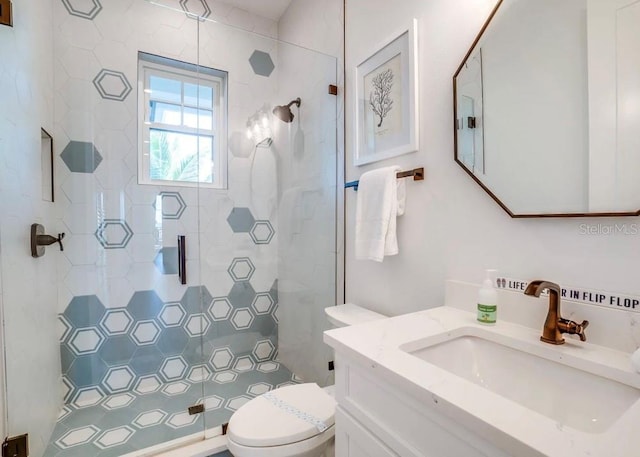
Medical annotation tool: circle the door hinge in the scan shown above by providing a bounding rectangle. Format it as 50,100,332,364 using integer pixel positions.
328,361,335,371
467,116,477,129
188,404,204,415
2,434,28,457
328,84,338,96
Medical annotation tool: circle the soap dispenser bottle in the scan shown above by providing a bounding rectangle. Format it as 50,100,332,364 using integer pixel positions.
477,269,498,324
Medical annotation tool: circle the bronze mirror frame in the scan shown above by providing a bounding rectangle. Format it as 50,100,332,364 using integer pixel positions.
452,0,640,218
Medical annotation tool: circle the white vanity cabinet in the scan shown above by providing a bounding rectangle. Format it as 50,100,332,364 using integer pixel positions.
332,353,514,457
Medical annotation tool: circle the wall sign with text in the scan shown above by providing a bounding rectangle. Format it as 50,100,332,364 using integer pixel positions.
496,277,640,313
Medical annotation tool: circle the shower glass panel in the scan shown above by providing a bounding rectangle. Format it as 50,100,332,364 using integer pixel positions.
0,1,338,456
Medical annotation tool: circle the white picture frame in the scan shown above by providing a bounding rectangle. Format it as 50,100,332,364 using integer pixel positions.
354,19,419,166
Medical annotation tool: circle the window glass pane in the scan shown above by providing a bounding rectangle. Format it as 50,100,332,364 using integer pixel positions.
149,129,214,184
184,107,213,130
149,75,182,104
184,82,213,109
150,102,182,126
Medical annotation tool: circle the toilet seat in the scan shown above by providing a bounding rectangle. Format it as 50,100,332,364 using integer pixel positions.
228,383,336,448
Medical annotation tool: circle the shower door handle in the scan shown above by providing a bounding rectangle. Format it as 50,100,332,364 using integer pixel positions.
177,235,186,285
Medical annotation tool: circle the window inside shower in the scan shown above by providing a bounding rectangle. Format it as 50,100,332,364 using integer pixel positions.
0,1,339,456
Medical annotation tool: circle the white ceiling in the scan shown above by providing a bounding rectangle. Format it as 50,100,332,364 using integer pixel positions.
226,0,294,21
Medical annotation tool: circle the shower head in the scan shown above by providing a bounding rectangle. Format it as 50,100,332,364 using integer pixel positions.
272,97,301,123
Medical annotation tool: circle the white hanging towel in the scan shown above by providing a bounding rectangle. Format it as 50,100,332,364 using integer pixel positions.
355,166,406,262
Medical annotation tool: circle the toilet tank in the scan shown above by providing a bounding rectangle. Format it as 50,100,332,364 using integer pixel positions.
324,303,386,328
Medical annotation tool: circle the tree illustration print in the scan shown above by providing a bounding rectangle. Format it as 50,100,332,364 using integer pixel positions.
369,69,394,128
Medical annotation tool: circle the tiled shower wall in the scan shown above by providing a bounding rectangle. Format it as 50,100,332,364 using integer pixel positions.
0,0,60,455
53,0,284,404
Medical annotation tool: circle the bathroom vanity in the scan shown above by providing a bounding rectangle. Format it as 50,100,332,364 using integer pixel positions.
324,282,640,456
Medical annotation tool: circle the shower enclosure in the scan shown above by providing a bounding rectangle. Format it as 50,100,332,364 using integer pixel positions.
0,1,338,456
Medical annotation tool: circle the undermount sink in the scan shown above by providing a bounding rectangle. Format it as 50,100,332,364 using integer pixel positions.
405,333,640,434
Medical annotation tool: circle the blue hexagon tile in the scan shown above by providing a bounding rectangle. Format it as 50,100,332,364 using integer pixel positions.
227,207,255,233
95,219,133,249
61,141,103,173
93,69,133,101
61,0,103,20
154,192,187,220
179,0,211,19
249,50,275,77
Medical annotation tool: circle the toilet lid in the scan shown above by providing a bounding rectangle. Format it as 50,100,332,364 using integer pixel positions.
228,383,336,447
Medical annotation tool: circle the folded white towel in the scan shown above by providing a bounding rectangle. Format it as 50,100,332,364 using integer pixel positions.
355,166,406,262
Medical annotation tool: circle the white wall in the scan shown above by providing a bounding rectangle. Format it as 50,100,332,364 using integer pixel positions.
0,0,60,454
345,0,640,318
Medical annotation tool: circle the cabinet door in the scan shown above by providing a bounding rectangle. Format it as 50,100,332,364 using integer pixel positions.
335,407,398,457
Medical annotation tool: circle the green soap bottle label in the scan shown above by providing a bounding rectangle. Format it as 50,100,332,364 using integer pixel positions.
477,304,497,324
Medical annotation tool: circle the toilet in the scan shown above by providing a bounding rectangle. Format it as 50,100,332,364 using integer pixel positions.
226,304,386,457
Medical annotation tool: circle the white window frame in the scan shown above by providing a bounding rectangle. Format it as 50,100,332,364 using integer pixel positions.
137,52,228,189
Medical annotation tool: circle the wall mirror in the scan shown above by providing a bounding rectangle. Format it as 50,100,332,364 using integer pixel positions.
454,0,640,217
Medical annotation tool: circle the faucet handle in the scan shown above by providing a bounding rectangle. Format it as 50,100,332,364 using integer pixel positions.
576,320,589,342
559,318,589,342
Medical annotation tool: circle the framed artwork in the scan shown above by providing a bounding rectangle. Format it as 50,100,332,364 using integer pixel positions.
354,19,419,166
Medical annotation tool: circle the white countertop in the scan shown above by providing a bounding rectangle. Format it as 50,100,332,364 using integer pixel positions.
324,306,640,457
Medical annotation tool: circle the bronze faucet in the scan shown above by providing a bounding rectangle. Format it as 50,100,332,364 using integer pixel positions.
524,280,589,345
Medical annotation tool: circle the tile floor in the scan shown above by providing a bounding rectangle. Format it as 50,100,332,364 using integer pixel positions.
44,363,298,457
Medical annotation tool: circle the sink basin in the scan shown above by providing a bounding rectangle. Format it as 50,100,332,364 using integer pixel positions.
407,334,640,433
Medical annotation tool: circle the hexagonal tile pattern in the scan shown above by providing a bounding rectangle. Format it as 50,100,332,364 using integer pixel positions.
212,371,237,384
252,340,276,361
133,410,167,429
250,220,275,244
131,320,161,346
61,141,103,173
179,0,211,18
160,356,187,381
64,295,106,328
226,207,255,233
55,425,100,449
93,69,132,101
102,393,135,410
210,347,234,371
200,395,223,410
166,412,197,429
251,293,275,315
128,290,164,320
98,335,137,367
257,361,280,373
184,313,210,337
154,247,179,275
58,315,73,342
161,380,190,396
247,382,272,396
228,282,256,308
187,365,211,383
95,219,133,249
99,309,133,336
94,426,134,449
227,257,255,282
209,297,232,321
159,303,186,328
134,375,162,395
71,386,106,408
231,308,254,330
61,0,103,20
69,327,105,355
225,395,252,412
249,50,275,77
154,192,186,219
102,366,135,393
233,356,254,373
